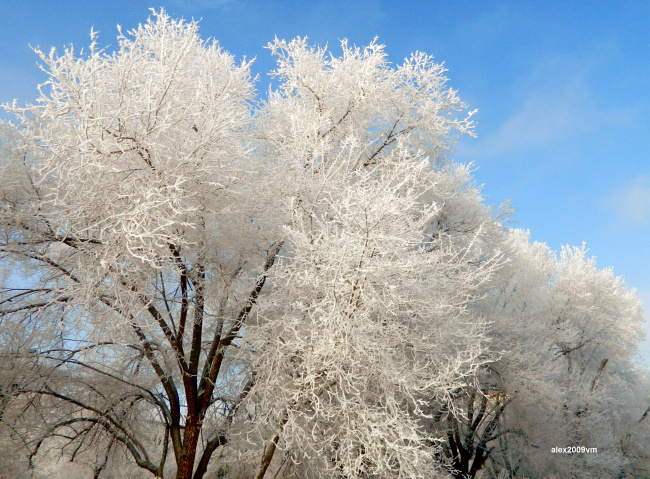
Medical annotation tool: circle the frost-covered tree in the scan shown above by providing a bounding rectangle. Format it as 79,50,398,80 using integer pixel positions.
0,11,504,479
437,230,649,479
541,245,645,478
2,9,648,479
1,11,259,478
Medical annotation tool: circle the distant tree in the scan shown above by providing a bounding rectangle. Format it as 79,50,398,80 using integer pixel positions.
0,10,502,479
437,231,649,479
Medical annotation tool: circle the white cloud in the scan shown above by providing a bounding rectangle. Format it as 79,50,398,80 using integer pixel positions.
463,49,639,159
606,175,650,226
482,81,592,156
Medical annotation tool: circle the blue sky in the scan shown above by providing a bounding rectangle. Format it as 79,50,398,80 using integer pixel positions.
1,0,649,363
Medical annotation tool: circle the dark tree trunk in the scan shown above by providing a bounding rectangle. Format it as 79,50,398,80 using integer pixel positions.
175,422,201,479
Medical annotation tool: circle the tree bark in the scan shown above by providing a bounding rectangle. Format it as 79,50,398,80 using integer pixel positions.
175,421,201,479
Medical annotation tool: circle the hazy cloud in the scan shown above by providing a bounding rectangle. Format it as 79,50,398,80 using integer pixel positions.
606,175,650,226
469,49,638,158
482,81,592,156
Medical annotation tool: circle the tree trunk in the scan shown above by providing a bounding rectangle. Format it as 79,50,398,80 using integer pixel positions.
175,422,201,479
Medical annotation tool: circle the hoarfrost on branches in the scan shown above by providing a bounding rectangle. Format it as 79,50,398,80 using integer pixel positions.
0,9,648,479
